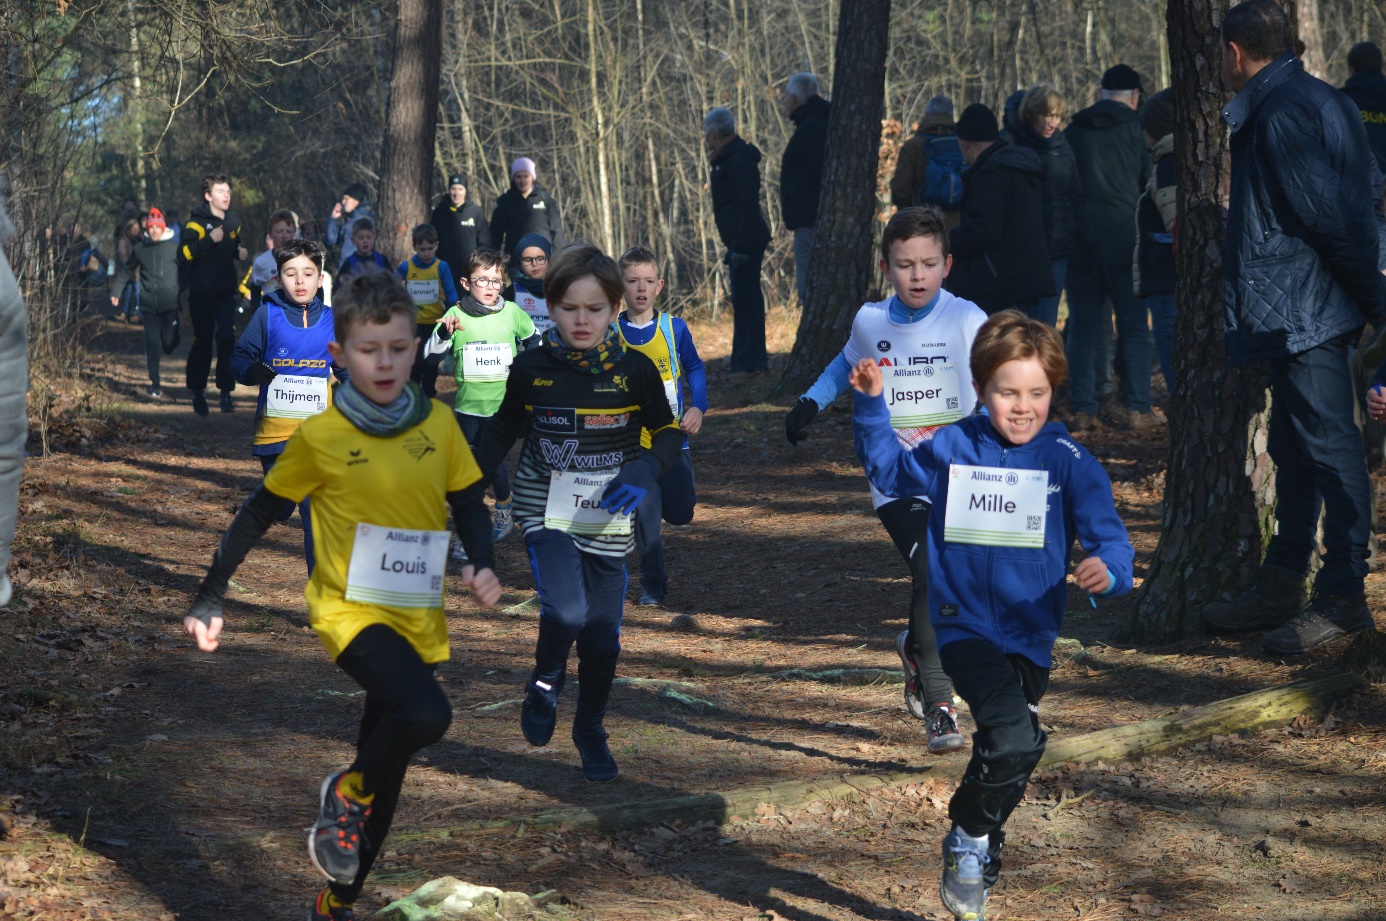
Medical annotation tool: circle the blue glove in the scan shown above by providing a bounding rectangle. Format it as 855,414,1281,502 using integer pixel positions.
599,483,648,516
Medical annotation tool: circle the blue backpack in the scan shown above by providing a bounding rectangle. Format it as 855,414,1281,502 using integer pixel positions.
921,135,965,208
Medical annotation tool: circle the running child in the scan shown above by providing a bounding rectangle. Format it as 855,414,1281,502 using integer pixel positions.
184,270,501,921
396,223,458,398
470,243,684,783
242,209,298,317
230,238,338,574
424,247,540,555
111,207,181,398
850,310,1133,921
338,219,389,281
783,206,985,752
616,246,707,606
505,231,553,337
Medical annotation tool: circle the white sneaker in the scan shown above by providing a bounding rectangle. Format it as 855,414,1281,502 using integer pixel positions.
491,501,514,542
450,535,470,562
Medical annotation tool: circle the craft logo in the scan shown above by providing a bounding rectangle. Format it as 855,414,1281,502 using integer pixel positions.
583,412,629,430
532,406,576,433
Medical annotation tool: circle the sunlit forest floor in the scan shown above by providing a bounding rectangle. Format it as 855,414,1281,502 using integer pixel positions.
3,305,1386,920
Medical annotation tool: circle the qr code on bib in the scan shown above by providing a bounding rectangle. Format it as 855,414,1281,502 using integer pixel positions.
431,576,443,592
946,397,959,410
1026,516,1042,531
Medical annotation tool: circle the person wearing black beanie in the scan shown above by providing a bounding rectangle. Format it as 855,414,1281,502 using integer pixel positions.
432,172,491,292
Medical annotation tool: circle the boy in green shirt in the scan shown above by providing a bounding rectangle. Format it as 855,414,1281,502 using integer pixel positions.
426,247,540,554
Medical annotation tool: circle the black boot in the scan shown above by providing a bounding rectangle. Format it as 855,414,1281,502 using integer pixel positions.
1202,565,1307,634
572,654,619,783
1262,592,1374,655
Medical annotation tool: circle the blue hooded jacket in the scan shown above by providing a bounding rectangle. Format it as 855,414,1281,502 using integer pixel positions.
853,397,1134,667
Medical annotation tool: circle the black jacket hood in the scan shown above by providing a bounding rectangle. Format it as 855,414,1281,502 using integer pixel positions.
713,135,763,167
1069,98,1140,131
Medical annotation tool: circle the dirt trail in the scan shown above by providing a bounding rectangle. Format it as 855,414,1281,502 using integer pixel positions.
3,311,1386,920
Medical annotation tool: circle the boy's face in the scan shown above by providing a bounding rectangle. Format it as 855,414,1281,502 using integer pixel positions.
462,265,504,307
269,221,296,249
328,313,418,406
353,229,376,255
279,254,320,306
879,235,951,310
975,356,1051,446
448,183,466,206
551,275,617,351
204,182,231,213
519,245,548,280
622,262,664,315
415,240,438,262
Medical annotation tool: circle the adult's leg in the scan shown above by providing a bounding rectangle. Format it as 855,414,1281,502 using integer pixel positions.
1031,258,1066,329
1108,265,1152,414
1262,360,1324,581
213,293,237,394
1145,293,1177,393
1062,262,1103,415
792,227,814,307
0,250,27,592
573,549,628,734
185,291,216,392
159,308,181,354
727,252,768,372
331,624,452,905
875,498,951,706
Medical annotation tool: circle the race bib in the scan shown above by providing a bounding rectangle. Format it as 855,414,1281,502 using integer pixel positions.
407,279,439,305
265,374,329,419
344,524,450,607
886,364,963,429
462,342,512,382
518,294,553,334
544,469,633,537
662,379,679,417
943,464,1048,548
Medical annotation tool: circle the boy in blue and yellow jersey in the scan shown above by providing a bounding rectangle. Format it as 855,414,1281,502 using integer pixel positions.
396,223,458,398
230,239,339,574
616,246,707,606
337,219,389,281
185,271,501,921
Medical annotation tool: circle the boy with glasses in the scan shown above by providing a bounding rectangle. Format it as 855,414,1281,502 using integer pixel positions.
427,248,540,552
506,232,553,336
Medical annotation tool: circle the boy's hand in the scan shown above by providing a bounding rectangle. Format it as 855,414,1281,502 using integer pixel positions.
784,397,818,445
1073,556,1111,595
848,358,884,397
1369,385,1386,422
210,225,224,243
110,296,120,307
184,613,224,652
237,245,249,262
461,565,502,607
331,203,343,220
681,407,704,435
441,316,463,334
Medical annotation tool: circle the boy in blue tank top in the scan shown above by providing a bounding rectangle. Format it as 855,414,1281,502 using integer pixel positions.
231,239,340,573
615,246,707,606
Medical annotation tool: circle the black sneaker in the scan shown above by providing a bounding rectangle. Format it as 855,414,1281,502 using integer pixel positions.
146,386,163,399
895,629,927,720
307,771,372,885
573,726,619,783
191,390,209,417
520,678,561,747
1262,592,1373,655
925,702,967,753
307,888,354,921
219,392,236,413
1202,565,1307,634
941,826,990,920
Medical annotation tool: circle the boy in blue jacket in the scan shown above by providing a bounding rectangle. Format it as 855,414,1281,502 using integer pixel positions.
851,310,1134,921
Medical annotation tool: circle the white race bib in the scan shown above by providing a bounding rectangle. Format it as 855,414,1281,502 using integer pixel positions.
265,374,330,419
943,464,1048,548
544,469,633,537
662,379,679,417
407,279,439,305
886,364,963,429
518,294,553,334
344,524,450,607
462,342,512,382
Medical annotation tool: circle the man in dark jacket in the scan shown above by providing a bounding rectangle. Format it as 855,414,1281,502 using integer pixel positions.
778,72,830,306
890,96,963,234
180,174,247,416
432,173,491,292
1203,0,1385,654
706,106,772,372
489,157,565,257
1065,64,1155,431
946,104,1054,315
1342,41,1386,173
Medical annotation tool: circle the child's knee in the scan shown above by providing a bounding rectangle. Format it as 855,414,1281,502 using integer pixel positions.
400,692,452,747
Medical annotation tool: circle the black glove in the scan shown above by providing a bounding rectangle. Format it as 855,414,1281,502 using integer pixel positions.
726,251,750,270
785,397,819,445
246,361,278,386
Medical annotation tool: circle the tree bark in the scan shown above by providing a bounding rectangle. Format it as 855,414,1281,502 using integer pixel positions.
1286,0,1328,81
781,0,892,391
377,0,444,263
1125,0,1276,641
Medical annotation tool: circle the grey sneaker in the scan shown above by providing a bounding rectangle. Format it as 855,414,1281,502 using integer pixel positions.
1262,592,1373,655
1202,566,1307,634
449,534,469,562
941,826,990,920
925,703,967,753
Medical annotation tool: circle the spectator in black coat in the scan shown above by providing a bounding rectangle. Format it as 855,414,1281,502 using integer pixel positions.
946,104,1054,316
1008,85,1082,329
431,173,491,292
778,72,830,305
489,158,565,258
1202,0,1384,653
1342,41,1386,173
705,106,772,372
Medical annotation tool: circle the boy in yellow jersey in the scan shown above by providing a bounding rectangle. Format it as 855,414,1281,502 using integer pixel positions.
184,271,501,921
396,223,459,398
615,246,707,606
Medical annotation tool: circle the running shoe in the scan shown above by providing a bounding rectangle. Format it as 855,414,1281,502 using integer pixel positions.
895,629,927,720
521,677,561,747
925,702,967,753
492,500,514,542
146,386,163,399
941,826,990,920
637,589,665,606
307,771,372,886
449,534,469,562
219,392,236,413
572,726,619,783
307,888,354,921
191,390,209,417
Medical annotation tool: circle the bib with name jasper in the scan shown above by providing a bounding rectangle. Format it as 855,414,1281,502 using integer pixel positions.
885,363,963,429
943,464,1048,548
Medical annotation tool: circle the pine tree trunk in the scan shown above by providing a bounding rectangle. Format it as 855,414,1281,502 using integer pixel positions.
377,0,444,262
1125,0,1276,641
781,0,892,391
